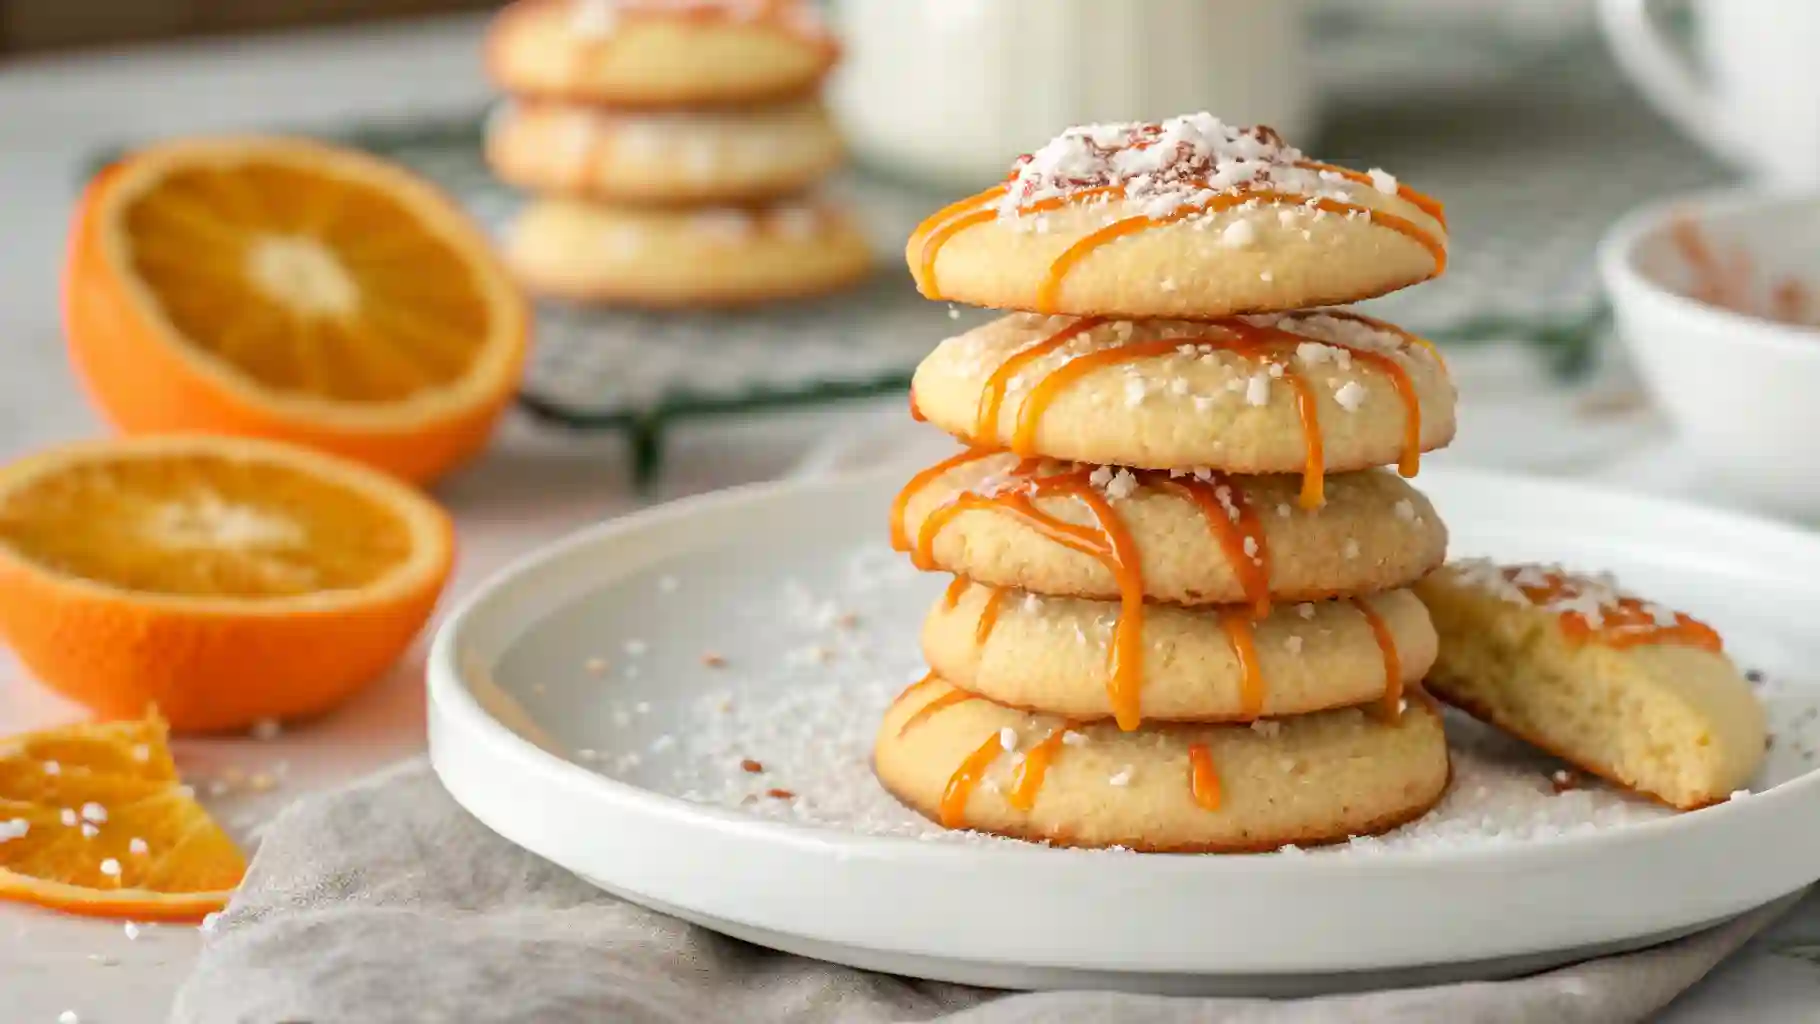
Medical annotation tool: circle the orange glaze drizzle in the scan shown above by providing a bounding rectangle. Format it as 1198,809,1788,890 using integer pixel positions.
908,185,1000,252
1008,337,1195,455
889,446,999,552
1032,191,1444,313
913,462,1151,730
1352,598,1404,721
1284,370,1326,508
1320,308,1444,365
940,732,1008,828
1008,724,1076,810
1506,570,1725,652
1217,609,1266,720
1034,193,1248,311
1187,744,1222,811
888,670,941,710
908,387,925,423
1020,473,1147,731
975,316,1105,444
1006,323,1331,507
1339,345,1420,477
941,575,969,610
974,587,1008,645
1151,473,1271,617
896,689,976,738
917,207,997,294
1295,161,1448,227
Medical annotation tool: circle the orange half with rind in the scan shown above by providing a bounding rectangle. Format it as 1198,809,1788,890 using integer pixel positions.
0,434,455,732
63,135,530,485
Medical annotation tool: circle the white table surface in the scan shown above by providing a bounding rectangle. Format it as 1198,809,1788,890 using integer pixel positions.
0,15,1817,1023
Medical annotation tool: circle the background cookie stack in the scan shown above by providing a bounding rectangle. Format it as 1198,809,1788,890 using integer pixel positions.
875,113,1462,852
484,0,871,307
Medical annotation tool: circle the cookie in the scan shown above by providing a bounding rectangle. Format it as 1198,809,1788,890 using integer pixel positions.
505,197,872,307
874,676,1450,851
892,451,1446,606
486,98,844,206
486,0,838,108
1415,560,1766,810
906,114,1446,319
910,311,1455,481
924,581,1435,722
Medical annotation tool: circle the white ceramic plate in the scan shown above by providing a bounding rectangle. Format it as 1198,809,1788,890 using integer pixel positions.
427,465,1820,996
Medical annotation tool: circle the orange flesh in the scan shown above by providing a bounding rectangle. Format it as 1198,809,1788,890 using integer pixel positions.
0,453,412,598
120,161,489,403
0,714,245,919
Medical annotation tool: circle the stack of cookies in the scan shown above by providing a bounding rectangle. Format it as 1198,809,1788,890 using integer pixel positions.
484,0,872,307
875,113,1461,851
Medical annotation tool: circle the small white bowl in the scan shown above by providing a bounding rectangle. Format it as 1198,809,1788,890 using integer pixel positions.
1599,190,1820,519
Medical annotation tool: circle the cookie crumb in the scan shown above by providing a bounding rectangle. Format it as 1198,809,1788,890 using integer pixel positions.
740,759,764,774
701,652,728,668
766,788,796,800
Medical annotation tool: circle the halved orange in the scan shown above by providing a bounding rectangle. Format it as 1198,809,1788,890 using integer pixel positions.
0,435,455,732
63,136,530,485
0,711,246,921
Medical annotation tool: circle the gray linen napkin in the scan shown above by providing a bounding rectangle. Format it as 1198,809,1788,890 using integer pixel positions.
170,759,1790,1024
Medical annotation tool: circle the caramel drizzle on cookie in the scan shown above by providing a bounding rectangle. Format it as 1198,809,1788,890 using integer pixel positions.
1505,568,1724,652
967,315,1428,508
909,172,1445,308
889,447,1000,551
940,732,1008,828
894,459,1269,731
1352,597,1404,722
1008,723,1078,810
894,682,1231,827
1187,743,1222,811
926,467,1148,732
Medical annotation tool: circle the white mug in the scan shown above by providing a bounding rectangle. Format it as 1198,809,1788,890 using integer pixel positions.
829,0,1315,192
1599,0,1820,188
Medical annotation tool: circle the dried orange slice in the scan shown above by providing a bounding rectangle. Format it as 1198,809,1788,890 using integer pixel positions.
0,435,455,732
63,136,530,485
0,712,245,920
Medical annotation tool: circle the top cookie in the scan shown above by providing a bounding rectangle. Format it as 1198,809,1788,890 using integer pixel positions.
487,0,838,108
906,113,1446,320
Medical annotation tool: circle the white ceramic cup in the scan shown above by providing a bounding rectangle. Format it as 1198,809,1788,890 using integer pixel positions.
828,0,1315,192
1599,0,1820,189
